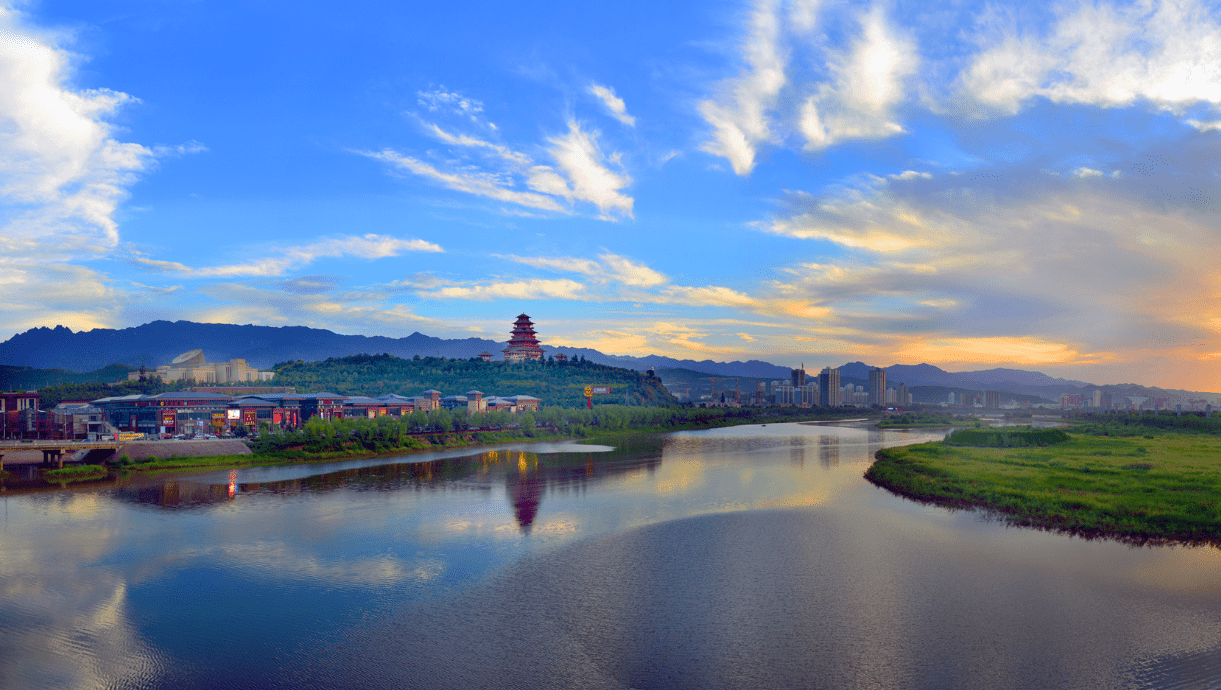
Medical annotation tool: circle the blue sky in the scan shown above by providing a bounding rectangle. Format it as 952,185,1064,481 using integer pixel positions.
3,0,1221,391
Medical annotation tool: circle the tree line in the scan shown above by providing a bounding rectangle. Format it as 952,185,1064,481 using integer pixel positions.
250,403,873,455
269,353,676,407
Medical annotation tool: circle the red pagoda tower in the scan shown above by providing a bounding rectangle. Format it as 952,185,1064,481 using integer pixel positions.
502,313,545,362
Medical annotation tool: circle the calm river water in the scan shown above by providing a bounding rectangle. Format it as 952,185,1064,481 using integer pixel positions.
3,422,1221,689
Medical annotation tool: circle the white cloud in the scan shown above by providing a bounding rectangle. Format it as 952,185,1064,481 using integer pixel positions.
799,5,916,149
789,0,821,32
193,283,458,337
961,0,1221,114
416,252,755,310
133,234,443,278
503,252,667,287
1187,119,1221,132
0,262,176,333
0,9,151,252
760,153,1221,364
527,121,633,217
656,285,758,308
373,114,633,219
698,0,786,175
589,83,636,127
365,149,568,213
417,87,484,117
151,140,208,158
423,278,590,302
422,123,530,164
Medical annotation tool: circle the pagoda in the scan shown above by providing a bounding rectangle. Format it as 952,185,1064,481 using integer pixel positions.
502,313,545,362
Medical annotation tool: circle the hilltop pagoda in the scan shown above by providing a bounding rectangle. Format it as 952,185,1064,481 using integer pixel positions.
502,313,545,362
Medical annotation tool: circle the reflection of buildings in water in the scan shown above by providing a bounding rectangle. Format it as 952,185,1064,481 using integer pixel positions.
819,435,841,468
113,446,665,530
506,457,543,533
790,443,806,469
116,480,236,508
501,450,666,533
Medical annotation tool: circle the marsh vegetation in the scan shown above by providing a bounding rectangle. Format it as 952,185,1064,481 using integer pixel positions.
866,425,1221,544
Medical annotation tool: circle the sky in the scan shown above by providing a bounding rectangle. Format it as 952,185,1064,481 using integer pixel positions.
2,0,1221,391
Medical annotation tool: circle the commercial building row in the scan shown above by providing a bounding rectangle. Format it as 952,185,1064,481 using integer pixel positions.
3,389,542,440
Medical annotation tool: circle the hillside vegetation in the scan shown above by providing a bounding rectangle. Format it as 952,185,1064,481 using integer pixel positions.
271,354,677,407
1,364,135,391
36,379,188,408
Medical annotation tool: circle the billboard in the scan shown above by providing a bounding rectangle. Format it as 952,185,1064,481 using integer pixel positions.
226,409,241,420
591,386,611,395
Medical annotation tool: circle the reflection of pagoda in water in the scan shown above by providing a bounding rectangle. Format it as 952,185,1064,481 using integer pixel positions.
115,443,665,535
502,313,545,363
508,471,543,533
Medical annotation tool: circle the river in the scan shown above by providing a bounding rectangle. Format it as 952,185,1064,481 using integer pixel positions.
2,422,1219,689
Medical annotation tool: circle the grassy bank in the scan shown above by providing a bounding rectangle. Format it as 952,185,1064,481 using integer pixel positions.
865,427,1221,545
44,465,110,482
112,429,537,472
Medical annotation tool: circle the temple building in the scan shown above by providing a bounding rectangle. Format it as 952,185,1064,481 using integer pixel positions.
502,314,545,362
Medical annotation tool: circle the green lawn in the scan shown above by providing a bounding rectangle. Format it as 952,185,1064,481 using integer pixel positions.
866,429,1221,544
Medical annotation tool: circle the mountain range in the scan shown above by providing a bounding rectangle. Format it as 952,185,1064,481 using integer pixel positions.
1,321,1215,403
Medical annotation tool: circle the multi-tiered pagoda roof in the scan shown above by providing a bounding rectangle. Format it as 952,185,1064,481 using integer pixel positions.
502,313,545,362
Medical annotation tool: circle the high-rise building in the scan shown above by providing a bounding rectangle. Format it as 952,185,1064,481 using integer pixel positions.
897,383,911,406
819,367,840,406
868,368,887,406
985,390,1001,409
791,364,806,388
774,382,795,405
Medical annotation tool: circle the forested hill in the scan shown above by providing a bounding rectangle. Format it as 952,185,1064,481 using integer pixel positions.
0,364,135,390
271,354,677,407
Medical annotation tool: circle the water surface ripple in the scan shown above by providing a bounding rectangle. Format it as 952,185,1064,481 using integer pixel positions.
1,423,1218,689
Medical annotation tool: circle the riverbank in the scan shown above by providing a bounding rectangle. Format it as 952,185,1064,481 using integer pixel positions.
122,415,863,474
865,429,1221,545
3,409,889,486
876,412,979,429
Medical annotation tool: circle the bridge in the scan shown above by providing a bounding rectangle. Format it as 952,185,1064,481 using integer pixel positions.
0,441,122,470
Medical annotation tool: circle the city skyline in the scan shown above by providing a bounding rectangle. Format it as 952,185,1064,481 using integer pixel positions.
4,0,1221,392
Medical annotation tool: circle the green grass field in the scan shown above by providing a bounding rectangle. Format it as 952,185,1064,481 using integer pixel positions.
866,428,1221,545
44,464,111,483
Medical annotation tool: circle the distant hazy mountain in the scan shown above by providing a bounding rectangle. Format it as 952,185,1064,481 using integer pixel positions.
0,321,505,372
0,321,796,379
840,361,1092,388
1,321,1215,402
